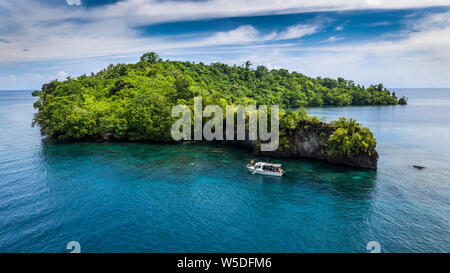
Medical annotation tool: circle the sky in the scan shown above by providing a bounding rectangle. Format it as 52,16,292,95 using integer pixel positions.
1,0,450,90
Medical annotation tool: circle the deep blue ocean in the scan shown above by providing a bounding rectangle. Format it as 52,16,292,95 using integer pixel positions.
0,89,449,252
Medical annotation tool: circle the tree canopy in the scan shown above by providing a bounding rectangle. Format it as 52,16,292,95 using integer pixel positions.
32,52,388,155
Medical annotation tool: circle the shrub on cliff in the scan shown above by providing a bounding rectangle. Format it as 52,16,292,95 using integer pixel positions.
327,118,376,156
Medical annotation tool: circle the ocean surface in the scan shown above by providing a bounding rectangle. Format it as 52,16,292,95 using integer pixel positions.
0,89,449,253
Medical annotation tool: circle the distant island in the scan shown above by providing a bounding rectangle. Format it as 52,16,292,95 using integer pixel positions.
31,52,407,169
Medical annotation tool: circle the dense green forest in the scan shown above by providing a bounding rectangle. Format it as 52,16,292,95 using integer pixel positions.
33,52,401,155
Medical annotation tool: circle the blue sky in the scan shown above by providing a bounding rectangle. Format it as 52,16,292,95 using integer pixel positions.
1,0,450,89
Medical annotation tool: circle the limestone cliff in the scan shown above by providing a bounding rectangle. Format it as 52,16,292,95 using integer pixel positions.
224,120,378,170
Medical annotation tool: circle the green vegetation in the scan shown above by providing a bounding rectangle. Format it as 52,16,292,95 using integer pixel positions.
33,52,390,155
328,117,376,156
398,96,408,105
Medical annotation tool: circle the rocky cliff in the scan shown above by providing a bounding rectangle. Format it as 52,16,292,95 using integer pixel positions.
224,120,378,170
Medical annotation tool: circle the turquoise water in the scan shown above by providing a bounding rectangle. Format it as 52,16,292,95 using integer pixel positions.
0,89,449,253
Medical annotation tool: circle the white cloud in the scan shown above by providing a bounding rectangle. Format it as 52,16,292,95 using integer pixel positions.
236,11,450,87
1,0,450,88
0,20,319,63
199,24,317,45
324,36,343,42
366,0,383,6
170,10,450,87
277,24,318,40
66,0,82,6
56,71,69,81
93,0,450,26
7,74,18,81
201,25,260,45
3,1,449,30
0,72,72,89
266,63,283,70
366,21,391,27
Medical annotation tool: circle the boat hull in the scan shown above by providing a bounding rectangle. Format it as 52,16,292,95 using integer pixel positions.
247,166,284,177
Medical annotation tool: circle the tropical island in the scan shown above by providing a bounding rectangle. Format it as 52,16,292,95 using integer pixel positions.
32,52,406,169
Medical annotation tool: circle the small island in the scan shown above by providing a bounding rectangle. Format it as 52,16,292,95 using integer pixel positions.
32,52,405,169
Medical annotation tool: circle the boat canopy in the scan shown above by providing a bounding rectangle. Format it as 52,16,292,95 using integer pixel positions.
255,162,282,167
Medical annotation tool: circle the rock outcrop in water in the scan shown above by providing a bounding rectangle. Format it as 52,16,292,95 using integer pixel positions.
224,120,378,170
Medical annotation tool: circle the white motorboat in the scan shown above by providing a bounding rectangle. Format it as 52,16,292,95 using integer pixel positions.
247,162,285,176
